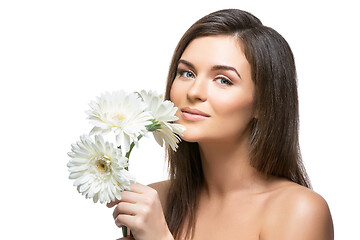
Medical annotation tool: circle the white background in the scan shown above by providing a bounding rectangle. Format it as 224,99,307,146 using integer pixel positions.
1,0,359,239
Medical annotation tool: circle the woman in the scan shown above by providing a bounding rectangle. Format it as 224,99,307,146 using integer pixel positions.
107,9,334,240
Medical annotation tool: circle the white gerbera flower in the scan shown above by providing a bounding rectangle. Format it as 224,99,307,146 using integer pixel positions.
67,135,136,204
140,90,185,151
86,91,153,153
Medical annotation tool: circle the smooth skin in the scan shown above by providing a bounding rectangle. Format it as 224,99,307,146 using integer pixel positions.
107,183,172,240
108,36,334,240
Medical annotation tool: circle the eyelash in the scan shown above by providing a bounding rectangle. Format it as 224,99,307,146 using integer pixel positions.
177,70,195,79
176,70,233,86
215,77,233,86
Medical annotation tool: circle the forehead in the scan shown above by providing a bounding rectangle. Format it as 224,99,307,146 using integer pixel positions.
180,35,248,68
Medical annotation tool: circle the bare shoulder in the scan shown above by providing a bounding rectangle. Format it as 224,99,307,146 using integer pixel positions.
148,180,170,210
261,181,334,240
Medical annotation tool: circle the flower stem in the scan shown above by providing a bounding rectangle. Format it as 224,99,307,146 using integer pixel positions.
122,226,127,237
124,135,143,170
122,226,134,237
122,135,142,236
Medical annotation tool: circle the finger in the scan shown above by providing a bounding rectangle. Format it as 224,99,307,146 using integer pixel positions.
107,196,122,208
115,214,135,229
129,182,149,193
113,202,138,219
107,201,118,208
120,190,143,203
107,190,142,208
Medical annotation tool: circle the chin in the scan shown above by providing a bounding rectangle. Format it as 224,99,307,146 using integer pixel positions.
179,130,202,143
180,135,198,143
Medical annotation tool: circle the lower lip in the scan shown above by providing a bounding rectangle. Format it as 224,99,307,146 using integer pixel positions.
181,111,209,121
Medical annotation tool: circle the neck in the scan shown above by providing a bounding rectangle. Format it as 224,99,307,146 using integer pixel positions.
198,138,269,198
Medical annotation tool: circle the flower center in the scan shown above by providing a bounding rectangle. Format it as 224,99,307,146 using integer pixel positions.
114,114,125,121
95,155,111,173
96,160,107,172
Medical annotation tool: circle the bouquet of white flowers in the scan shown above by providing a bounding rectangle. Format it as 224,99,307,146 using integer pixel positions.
67,90,185,235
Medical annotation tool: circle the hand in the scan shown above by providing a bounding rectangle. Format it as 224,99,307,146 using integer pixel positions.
107,183,173,240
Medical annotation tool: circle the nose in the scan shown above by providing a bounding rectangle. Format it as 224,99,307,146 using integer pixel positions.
187,75,208,102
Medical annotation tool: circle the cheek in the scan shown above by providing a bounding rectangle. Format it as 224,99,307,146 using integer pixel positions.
169,85,176,103
169,79,182,106
169,81,181,119
212,92,255,125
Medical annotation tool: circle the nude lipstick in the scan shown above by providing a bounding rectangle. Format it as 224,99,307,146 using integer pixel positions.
181,107,210,121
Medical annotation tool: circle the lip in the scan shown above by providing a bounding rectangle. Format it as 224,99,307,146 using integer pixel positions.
181,107,210,121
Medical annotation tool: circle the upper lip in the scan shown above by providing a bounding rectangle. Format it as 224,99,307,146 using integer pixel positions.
181,107,210,117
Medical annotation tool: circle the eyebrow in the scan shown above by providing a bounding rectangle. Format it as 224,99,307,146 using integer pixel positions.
178,59,195,69
178,59,242,79
212,65,242,79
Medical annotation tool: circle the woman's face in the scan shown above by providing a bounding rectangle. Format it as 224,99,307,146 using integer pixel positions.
170,35,256,144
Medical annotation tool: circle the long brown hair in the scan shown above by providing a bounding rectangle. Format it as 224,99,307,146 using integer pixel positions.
164,9,311,239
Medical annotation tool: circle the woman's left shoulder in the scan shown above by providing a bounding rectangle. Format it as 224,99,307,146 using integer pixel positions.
270,181,330,212
261,180,334,240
